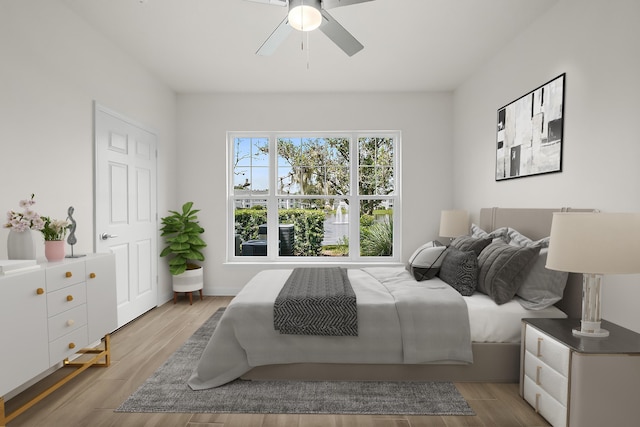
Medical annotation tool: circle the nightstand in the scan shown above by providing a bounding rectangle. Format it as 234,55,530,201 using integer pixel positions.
520,318,640,427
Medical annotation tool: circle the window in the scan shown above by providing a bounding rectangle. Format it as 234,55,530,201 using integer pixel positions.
229,131,400,262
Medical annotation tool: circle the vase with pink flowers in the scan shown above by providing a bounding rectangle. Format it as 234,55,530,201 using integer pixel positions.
4,194,44,260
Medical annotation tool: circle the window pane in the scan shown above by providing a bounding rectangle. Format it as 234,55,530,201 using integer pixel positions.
234,138,252,167
234,200,268,256
321,199,349,257
360,200,393,257
277,137,350,196
358,137,395,196
233,137,269,194
278,198,325,257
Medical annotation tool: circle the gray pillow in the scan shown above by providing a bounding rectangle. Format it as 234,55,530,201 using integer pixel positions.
505,229,569,309
450,235,492,257
406,240,447,281
516,248,569,310
438,247,478,296
477,241,541,305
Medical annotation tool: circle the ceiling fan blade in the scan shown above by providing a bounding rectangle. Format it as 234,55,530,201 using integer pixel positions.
245,0,287,6
322,0,374,10
256,16,293,56
319,10,364,56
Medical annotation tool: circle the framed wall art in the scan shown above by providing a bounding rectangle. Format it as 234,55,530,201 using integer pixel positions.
496,73,565,181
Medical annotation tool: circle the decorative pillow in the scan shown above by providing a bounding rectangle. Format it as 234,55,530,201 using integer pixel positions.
450,235,492,257
437,247,479,296
476,241,541,305
503,228,568,309
506,228,550,248
516,248,570,310
406,241,447,281
471,223,509,242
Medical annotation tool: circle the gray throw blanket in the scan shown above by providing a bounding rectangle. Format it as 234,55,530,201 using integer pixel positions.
274,267,358,336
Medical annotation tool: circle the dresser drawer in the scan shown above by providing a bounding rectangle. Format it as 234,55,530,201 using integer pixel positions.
49,325,89,365
47,282,87,317
525,324,570,377
524,350,568,406
46,262,86,292
523,375,567,427
48,304,88,341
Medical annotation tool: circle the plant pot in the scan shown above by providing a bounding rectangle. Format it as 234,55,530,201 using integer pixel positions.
44,240,65,262
172,265,204,305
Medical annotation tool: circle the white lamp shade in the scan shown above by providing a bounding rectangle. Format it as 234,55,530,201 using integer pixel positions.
546,212,640,274
439,210,469,238
288,0,322,32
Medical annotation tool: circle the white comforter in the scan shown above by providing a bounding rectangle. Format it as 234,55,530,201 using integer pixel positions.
188,267,473,389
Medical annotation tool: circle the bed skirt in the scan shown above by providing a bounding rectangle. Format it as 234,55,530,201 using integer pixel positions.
241,342,521,383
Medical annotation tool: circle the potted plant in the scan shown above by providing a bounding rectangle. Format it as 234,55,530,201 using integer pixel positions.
40,216,70,261
160,202,207,303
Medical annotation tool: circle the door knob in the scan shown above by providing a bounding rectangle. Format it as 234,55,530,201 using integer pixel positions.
100,233,118,240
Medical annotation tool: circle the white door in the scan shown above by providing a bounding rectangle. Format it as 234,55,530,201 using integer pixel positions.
94,103,158,328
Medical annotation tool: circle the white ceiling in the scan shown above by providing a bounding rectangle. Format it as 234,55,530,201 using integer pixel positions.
62,0,558,93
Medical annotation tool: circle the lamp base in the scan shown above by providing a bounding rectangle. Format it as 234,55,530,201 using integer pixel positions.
574,274,609,338
573,327,609,338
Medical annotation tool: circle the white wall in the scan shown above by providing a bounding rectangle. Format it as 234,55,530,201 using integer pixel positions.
0,0,178,302
453,0,640,332
177,92,454,294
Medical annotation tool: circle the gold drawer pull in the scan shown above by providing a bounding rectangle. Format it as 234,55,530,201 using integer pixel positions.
535,393,540,413
67,295,74,302
67,319,75,327
537,337,543,357
36,288,45,295
536,366,542,385
65,271,73,278
89,272,96,279
68,342,76,349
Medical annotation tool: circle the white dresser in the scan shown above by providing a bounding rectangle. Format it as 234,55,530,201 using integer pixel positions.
521,318,640,427
0,254,116,423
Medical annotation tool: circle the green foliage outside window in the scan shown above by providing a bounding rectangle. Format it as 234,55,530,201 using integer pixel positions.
234,208,267,242
235,208,325,256
360,216,393,257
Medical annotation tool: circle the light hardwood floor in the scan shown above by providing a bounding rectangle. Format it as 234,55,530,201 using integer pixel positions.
5,296,550,427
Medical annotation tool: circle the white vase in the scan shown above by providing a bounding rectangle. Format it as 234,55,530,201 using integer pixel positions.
7,228,36,260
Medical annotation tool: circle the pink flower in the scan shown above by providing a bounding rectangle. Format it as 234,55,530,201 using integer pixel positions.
4,194,44,232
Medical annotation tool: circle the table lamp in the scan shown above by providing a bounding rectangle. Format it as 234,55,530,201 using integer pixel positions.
546,212,640,337
439,210,469,242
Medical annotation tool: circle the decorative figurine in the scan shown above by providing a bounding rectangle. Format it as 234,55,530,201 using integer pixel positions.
66,206,85,258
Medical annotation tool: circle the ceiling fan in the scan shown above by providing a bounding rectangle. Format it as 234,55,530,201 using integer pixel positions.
246,0,374,57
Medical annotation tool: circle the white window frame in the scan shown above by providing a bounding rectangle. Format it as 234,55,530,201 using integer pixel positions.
227,131,401,264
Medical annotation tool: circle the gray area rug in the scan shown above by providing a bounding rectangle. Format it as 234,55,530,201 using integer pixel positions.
116,308,474,415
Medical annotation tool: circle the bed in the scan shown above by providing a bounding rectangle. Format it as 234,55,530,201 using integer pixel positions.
189,207,592,389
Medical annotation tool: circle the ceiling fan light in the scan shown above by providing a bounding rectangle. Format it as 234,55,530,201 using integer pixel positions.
288,3,322,32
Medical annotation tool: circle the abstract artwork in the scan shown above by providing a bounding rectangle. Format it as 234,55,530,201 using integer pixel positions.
496,73,565,180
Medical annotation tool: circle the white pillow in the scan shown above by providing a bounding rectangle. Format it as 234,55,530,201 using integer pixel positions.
406,241,447,281
471,223,509,242
506,228,550,248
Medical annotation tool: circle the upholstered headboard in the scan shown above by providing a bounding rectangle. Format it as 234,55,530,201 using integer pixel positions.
478,207,596,319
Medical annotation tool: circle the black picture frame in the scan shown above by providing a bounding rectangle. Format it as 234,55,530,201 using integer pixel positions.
496,73,565,181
